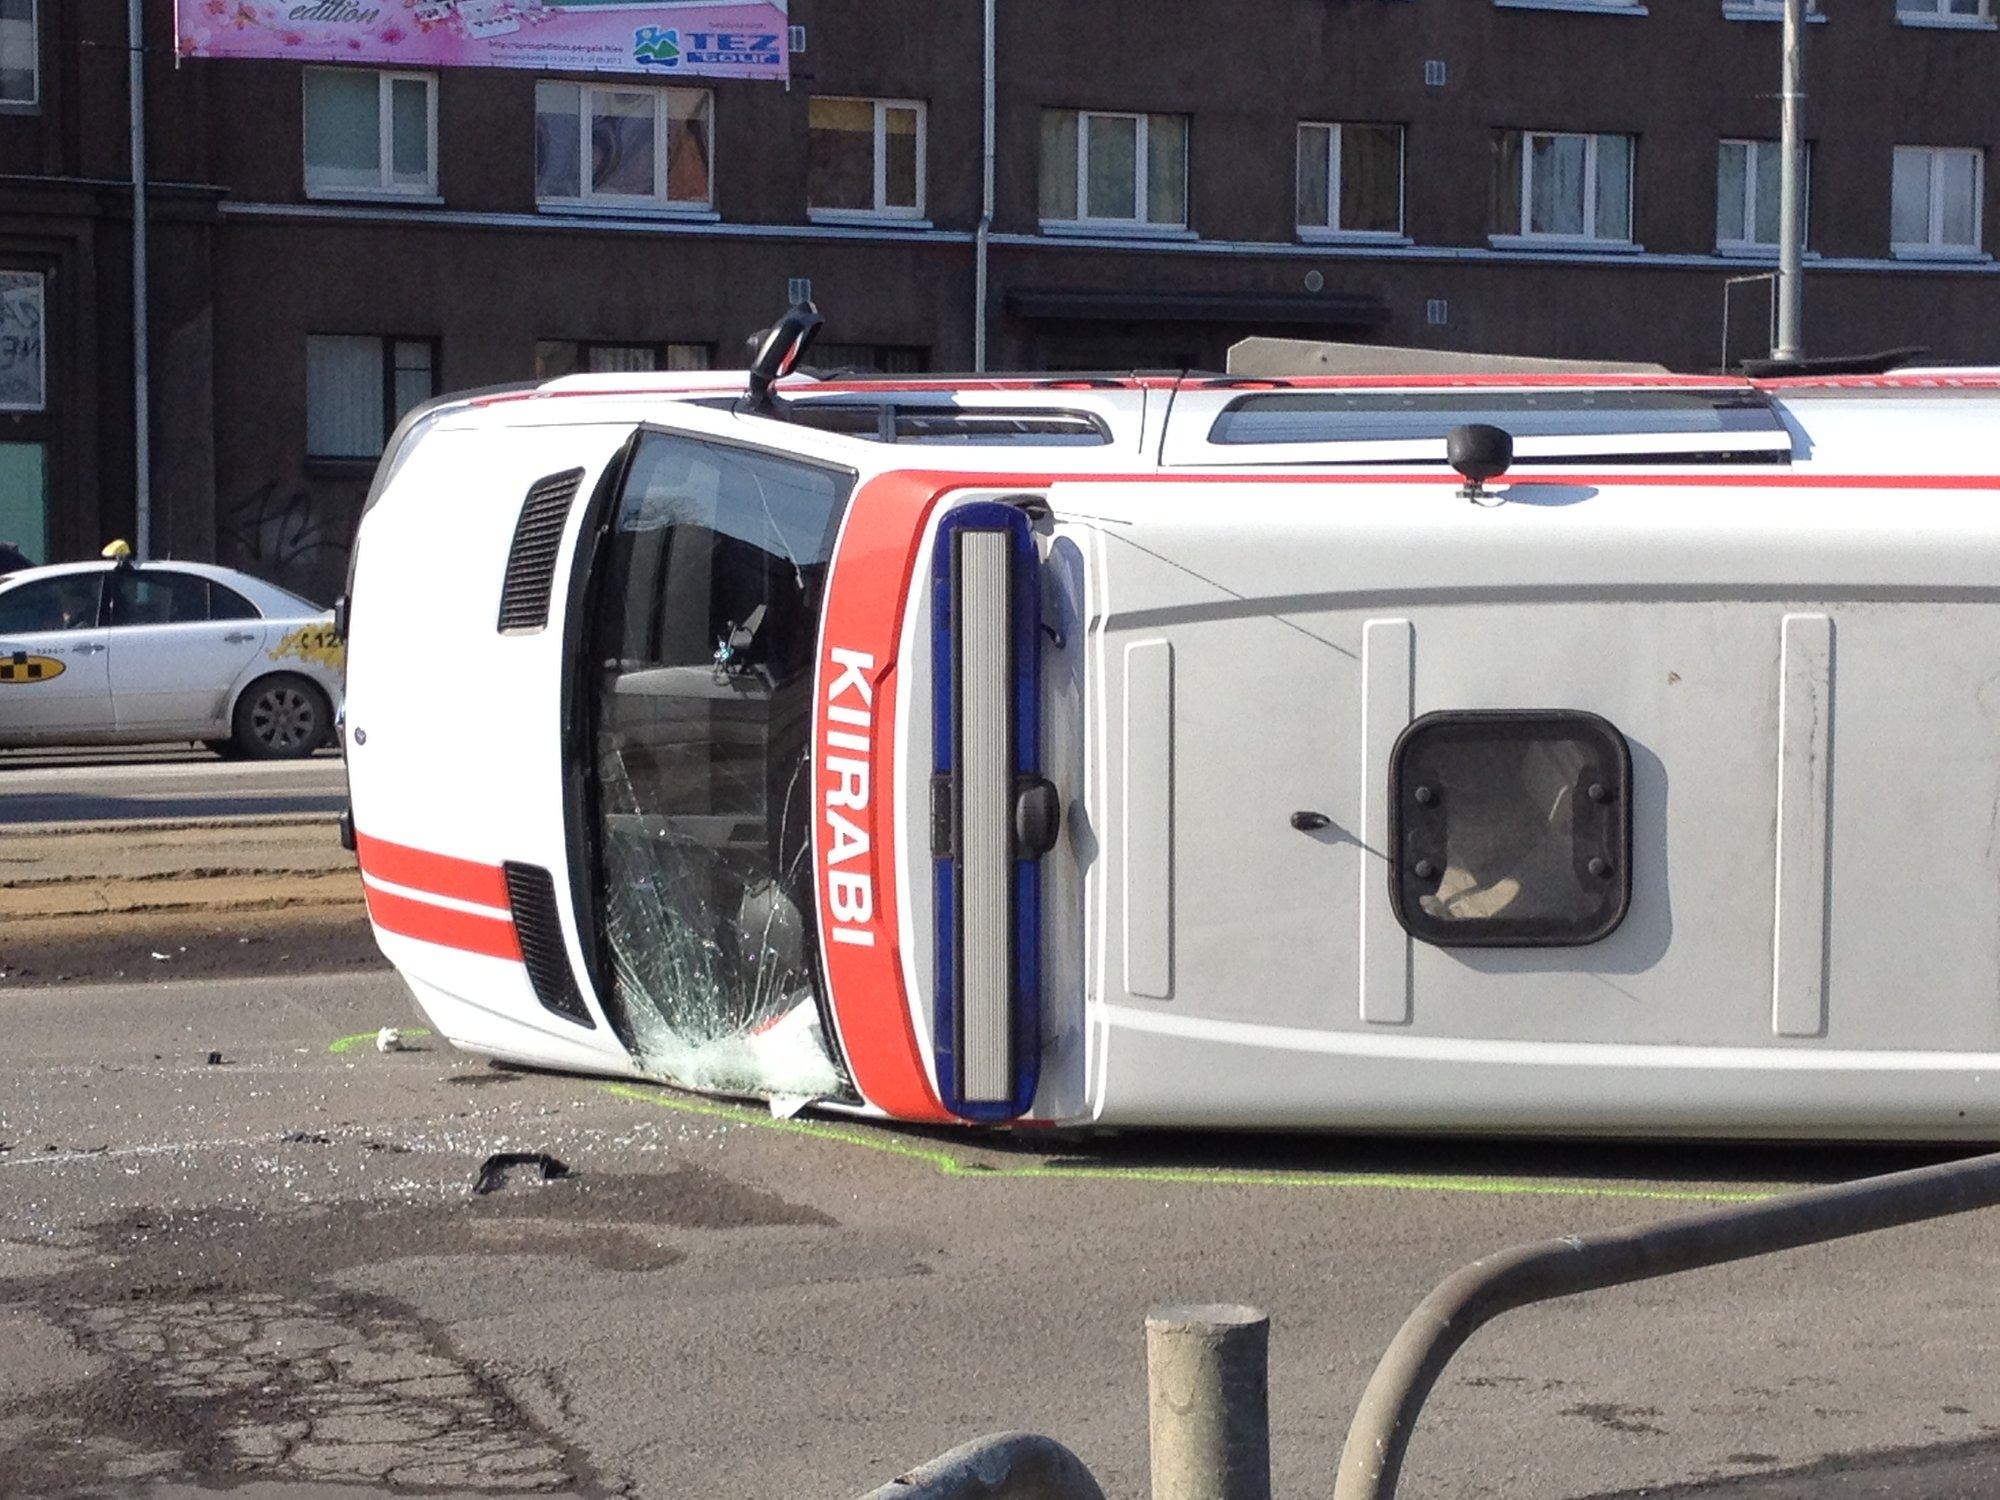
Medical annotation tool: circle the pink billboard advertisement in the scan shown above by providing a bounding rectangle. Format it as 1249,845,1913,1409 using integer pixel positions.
176,1,791,81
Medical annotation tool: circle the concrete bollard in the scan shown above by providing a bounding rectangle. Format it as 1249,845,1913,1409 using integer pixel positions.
1145,1304,1272,1500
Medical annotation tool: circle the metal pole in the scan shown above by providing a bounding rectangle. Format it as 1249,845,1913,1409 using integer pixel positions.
1332,1147,2000,1500
973,0,994,372
1773,0,1807,361
129,0,152,557
855,1432,1105,1500
1146,1304,1272,1500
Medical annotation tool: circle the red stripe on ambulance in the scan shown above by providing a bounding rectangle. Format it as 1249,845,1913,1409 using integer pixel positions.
354,831,512,909
364,883,522,962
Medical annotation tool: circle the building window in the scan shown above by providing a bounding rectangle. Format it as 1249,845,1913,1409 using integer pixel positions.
533,341,713,379
0,269,44,412
1493,129,1634,246
1296,122,1404,238
0,0,35,107
1494,0,1642,12
809,98,925,219
1039,109,1187,231
306,335,437,461
1897,0,1991,24
534,82,712,210
1892,146,1984,256
303,69,437,198
1717,139,1808,252
810,342,929,374
1722,0,1820,18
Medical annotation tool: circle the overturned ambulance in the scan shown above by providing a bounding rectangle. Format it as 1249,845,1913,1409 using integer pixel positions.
342,316,2000,1138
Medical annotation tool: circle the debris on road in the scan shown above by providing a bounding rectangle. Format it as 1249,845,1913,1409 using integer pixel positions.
280,1130,331,1145
206,1051,226,1066
471,1151,571,1196
376,1026,406,1053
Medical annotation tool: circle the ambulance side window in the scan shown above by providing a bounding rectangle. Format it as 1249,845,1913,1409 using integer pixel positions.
1388,710,1632,947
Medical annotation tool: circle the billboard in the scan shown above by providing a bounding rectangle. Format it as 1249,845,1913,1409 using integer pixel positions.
176,1,790,81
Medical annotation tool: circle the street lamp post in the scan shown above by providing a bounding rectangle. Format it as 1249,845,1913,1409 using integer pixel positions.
1773,0,1807,362
130,0,152,558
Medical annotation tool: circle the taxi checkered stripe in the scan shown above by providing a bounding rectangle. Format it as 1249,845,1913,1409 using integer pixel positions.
1,649,51,682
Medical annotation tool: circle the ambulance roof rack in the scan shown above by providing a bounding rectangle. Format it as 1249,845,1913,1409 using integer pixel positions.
1740,346,1929,379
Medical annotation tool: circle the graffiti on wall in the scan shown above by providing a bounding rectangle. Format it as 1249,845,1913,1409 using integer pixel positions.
219,478,357,604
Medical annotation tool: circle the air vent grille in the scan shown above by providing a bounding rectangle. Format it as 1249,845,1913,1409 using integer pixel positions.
497,468,584,632
502,861,594,1027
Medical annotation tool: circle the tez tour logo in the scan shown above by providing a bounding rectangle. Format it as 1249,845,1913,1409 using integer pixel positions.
0,649,64,683
633,26,680,67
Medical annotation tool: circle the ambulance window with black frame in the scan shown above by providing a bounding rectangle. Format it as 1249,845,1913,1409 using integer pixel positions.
1389,710,1632,947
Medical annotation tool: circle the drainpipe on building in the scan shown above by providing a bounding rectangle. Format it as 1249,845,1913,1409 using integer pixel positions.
974,0,994,372
130,0,152,558
1773,0,1806,362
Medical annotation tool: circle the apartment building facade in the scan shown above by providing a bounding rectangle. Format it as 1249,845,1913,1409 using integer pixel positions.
5,0,2000,599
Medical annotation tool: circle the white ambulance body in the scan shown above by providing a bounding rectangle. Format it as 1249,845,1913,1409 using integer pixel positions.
343,363,2000,1138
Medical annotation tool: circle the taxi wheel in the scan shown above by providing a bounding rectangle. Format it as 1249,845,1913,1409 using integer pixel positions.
232,674,331,760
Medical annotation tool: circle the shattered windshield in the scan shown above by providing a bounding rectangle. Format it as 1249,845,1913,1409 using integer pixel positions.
583,431,856,1102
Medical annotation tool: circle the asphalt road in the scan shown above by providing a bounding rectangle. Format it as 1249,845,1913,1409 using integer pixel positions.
0,747,347,824
7,971,2000,1498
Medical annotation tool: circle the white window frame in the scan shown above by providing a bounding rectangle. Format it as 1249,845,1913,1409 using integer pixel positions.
1896,0,1995,29
536,82,715,215
1296,122,1407,244
1496,129,1636,250
1492,0,1647,15
1716,138,1810,256
0,0,37,110
1892,146,1987,259
808,97,928,223
302,68,439,201
1721,0,1823,20
1042,109,1189,235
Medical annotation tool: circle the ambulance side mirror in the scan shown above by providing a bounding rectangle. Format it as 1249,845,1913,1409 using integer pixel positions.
745,301,824,413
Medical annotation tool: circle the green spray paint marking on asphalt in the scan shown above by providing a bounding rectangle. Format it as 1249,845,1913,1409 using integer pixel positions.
601,1082,1776,1205
328,1027,433,1055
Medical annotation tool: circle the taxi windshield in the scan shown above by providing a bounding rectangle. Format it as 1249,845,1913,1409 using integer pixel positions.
580,430,857,1100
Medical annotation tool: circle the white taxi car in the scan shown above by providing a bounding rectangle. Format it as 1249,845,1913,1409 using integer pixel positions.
0,555,343,759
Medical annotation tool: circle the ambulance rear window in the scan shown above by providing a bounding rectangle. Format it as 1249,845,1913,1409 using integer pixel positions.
1389,710,1632,947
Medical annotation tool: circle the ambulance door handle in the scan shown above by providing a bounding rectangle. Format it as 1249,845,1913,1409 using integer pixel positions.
1013,777,1060,858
